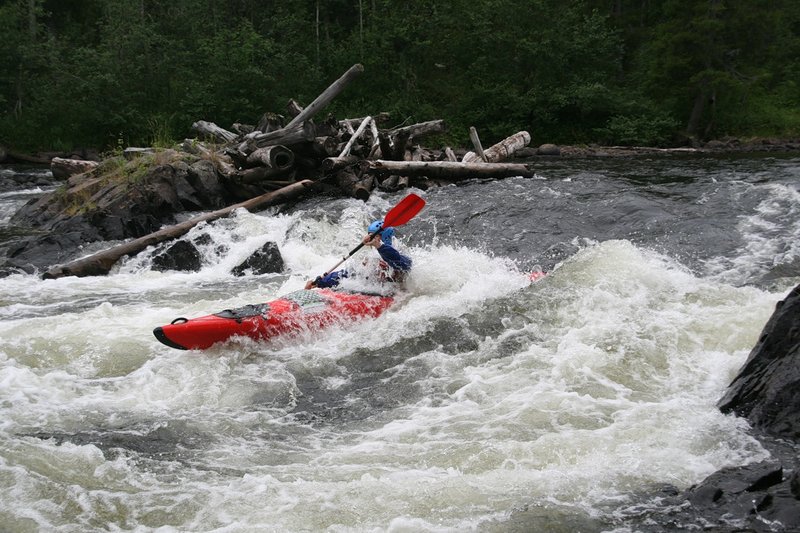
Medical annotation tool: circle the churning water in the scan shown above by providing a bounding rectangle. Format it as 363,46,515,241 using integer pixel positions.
0,154,798,531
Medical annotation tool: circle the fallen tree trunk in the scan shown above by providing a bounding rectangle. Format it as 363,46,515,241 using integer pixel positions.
338,116,372,158
322,155,360,173
389,119,446,140
335,167,372,201
192,120,238,143
245,145,295,170
238,120,316,152
284,63,364,130
231,165,293,184
462,131,531,163
360,159,536,180
42,180,314,279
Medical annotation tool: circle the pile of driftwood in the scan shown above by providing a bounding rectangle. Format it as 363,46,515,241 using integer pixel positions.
182,63,534,200
40,64,536,280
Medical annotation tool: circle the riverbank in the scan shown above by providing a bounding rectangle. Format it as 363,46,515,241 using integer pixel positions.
2,136,800,170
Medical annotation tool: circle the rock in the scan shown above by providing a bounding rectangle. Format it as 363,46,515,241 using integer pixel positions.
514,147,538,158
704,139,728,150
718,284,800,440
187,159,227,209
232,241,284,276
537,143,561,156
50,157,99,180
151,240,202,272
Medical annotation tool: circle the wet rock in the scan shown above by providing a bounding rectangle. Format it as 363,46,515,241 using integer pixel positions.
151,240,202,272
718,284,800,440
187,159,227,209
537,143,561,156
232,241,284,276
1,155,241,272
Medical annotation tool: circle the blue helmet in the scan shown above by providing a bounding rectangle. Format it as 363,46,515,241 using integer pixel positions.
368,220,395,245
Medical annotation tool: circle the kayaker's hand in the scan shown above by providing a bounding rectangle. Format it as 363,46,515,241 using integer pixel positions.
304,279,316,289
363,233,381,248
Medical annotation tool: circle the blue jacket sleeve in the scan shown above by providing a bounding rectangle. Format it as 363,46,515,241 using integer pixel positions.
377,244,412,272
314,270,348,288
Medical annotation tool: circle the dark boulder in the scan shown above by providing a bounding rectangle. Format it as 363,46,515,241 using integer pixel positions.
620,284,800,531
537,143,561,156
674,457,800,532
718,284,800,440
232,241,284,276
151,240,202,272
1,154,240,272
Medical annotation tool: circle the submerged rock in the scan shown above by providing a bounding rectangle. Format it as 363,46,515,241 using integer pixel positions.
151,240,202,272
232,241,284,276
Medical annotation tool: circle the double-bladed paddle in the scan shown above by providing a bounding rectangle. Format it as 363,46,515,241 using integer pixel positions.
318,193,426,279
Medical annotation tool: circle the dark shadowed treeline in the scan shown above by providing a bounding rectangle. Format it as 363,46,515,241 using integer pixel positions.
1,0,798,152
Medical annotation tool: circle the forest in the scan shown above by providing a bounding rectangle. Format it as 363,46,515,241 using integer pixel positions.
0,0,798,153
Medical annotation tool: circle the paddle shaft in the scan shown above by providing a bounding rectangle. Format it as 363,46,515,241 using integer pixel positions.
319,193,425,278
323,231,380,276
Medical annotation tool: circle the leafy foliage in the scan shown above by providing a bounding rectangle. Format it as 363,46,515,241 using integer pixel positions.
0,0,798,152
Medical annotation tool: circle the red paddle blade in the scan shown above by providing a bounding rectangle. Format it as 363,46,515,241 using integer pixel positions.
382,193,426,229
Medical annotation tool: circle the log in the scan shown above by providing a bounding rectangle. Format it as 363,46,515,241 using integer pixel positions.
338,116,372,158
339,113,390,129
389,120,446,141
368,119,381,158
444,147,458,162
284,63,364,130
286,99,304,118
42,180,314,279
462,131,531,164
191,120,238,143
245,145,295,171
291,136,340,159
335,167,372,201
238,120,316,152
360,160,536,180
231,165,293,184
377,175,399,191
50,157,99,180
230,123,254,135
322,155,360,173
313,117,340,137
468,127,488,162
256,112,284,133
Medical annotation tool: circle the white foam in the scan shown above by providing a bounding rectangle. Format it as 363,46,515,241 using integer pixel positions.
0,204,791,530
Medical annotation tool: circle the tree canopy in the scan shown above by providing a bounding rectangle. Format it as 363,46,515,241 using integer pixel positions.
1,0,798,152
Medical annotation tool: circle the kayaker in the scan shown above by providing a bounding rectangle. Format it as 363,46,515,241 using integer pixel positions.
305,220,412,289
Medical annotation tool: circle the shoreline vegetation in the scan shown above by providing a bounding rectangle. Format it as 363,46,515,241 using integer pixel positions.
2,2,799,158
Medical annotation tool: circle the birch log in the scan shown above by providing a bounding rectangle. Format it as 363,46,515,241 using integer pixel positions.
360,160,536,180
462,131,531,163
43,180,314,279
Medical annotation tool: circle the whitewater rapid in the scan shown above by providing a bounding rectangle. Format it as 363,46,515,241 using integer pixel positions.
1,155,798,531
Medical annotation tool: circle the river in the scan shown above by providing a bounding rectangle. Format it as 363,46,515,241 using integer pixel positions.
0,154,798,531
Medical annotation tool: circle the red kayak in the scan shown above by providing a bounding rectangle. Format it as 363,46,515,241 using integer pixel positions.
153,288,394,350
